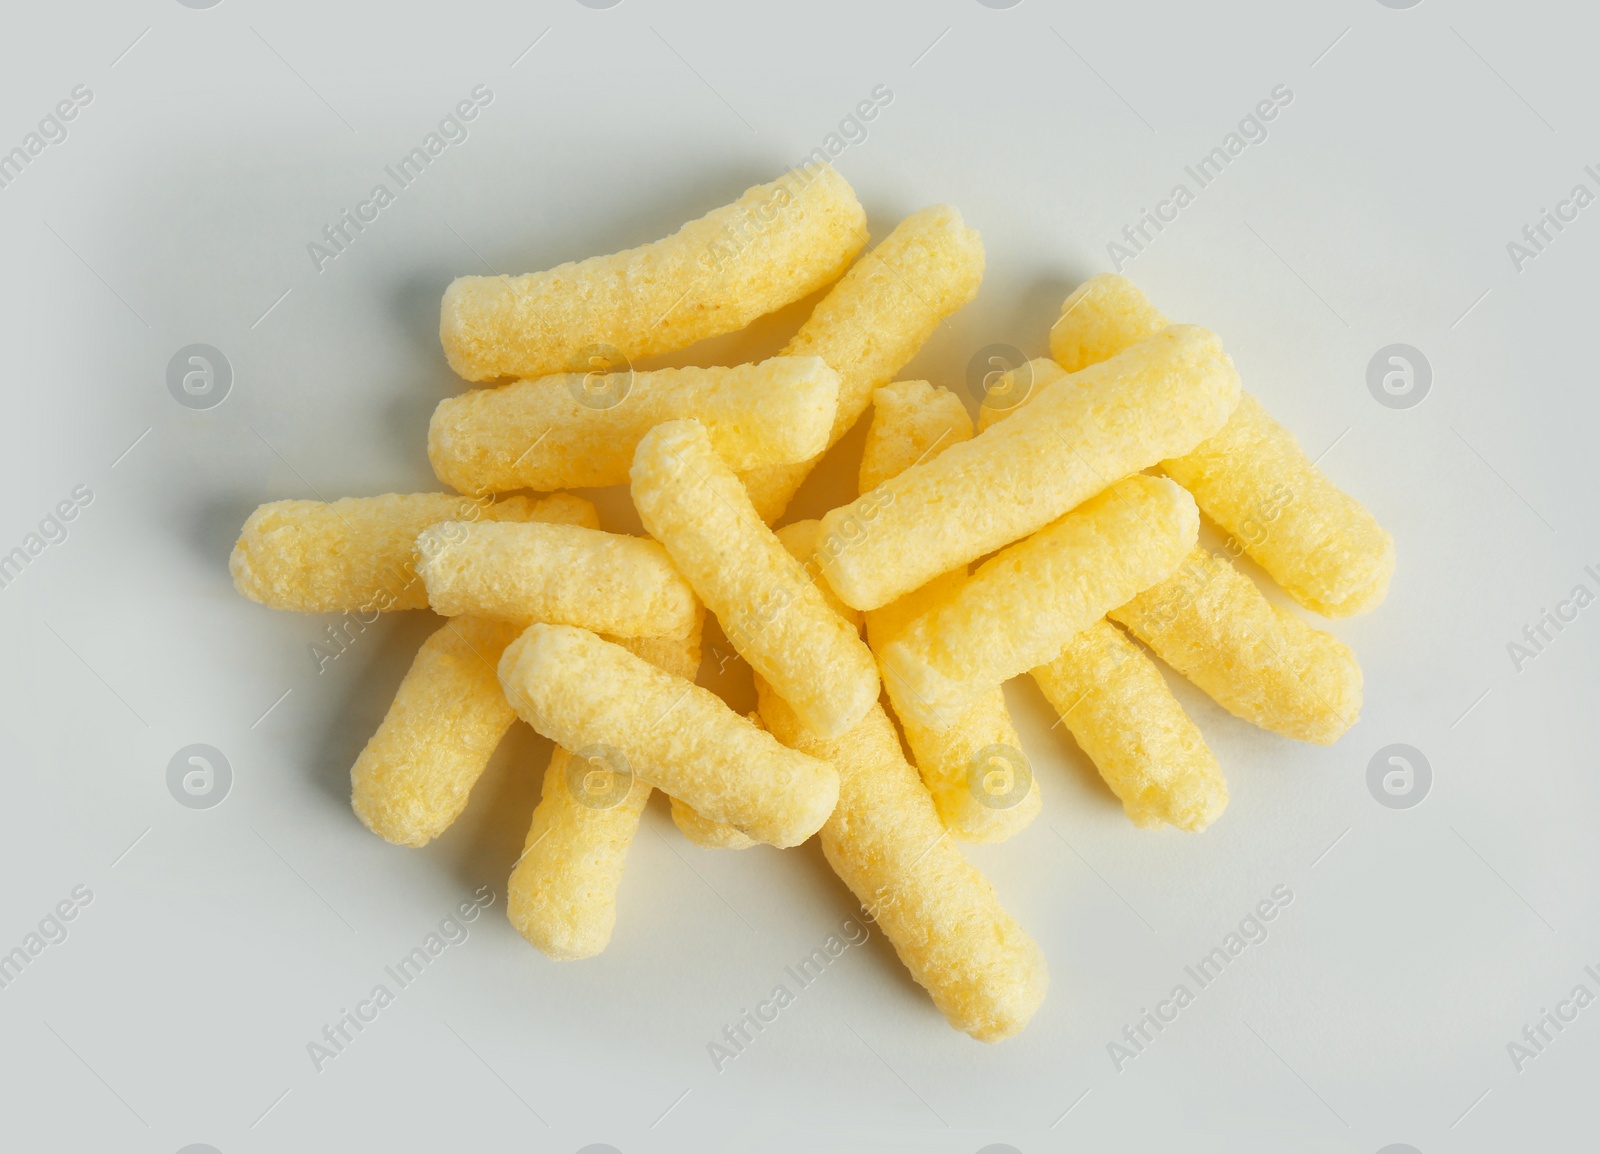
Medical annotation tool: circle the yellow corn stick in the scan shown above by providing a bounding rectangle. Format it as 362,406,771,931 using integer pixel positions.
1030,620,1228,831
1049,273,1394,616
976,358,1069,433
818,324,1240,611
350,616,523,847
665,518,864,850
416,520,698,639
756,681,1047,1043
669,709,763,852
670,795,758,851
869,575,1041,844
856,382,1039,842
631,419,878,740
740,205,986,522
440,165,868,382
508,620,704,959
772,519,862,632
1048,272,1171,373
428,356,841,495
231,492,595,613
880,475,1199,729
499,624,838,847
858,380,974,494
1109,546,1363,744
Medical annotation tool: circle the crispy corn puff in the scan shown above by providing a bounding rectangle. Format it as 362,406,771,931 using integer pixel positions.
1031,620,1228,831
818,325,1240,610
670,795,759,851
1050,274,1394,616
1110,546,1362,744
880,476,1200,729
773,519,862,631
757,682,1047,1042
416,520,698,639
231,492,595,613
350,616,524,847
631,419,878,739
1048,272,1170,372
669,709,763,852
508,621,704,959
440,165,868,382
857,383,1038,842
976,358,1069,433
499,624,838,847
428,356,841,495
1162,394,1395,616
740,205,986,521
867,568,1040,843
858,381,974,494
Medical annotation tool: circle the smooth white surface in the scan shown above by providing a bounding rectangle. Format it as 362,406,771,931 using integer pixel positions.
0,1,1595,1151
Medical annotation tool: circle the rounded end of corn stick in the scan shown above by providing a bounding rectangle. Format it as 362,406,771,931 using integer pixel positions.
350,617,522,846
1032,620,1228,833
506,745,651,960
757,685,1048,1041
231,492,589,614
859,381,973,494
670,795,758,850
1049,273,1170,372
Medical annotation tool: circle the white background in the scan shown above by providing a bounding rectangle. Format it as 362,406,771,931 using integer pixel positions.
0,1,1595,1151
